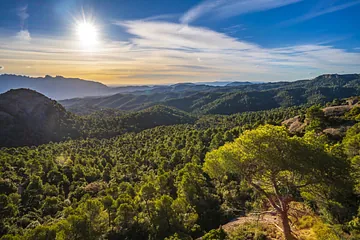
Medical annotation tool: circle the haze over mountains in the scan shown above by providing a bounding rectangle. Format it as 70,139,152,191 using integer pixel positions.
0,74,265,100
0,74,153,99
1,73,360,116
60,73,360,115
1,73,359,102
1,73,359,147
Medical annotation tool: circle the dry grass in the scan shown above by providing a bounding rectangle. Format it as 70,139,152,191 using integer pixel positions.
222,202,348,240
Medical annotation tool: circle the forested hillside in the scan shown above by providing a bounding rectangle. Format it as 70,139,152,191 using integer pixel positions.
1,0,359,238
0,89,196,147
1,74,360,239
1,92,360,239
60,74,360,115
0,89,79,147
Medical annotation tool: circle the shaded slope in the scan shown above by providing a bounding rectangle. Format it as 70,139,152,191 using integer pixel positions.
0,89,79,147
0,89,197,146
60,74,360,116
80,105,196,138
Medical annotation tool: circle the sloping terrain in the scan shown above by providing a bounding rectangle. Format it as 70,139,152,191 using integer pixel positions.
0,89,79,147
0,89,196,147
1,91,359,239
80,105,197,139
60,74,360,115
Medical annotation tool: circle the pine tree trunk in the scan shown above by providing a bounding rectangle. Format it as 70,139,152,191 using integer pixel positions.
280,211,294,240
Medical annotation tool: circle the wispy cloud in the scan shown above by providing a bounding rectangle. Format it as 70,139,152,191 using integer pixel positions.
16,30,31,41
116,20,254,50
180,0,302,24
141,13,180,22
1,20,359,84
169,65,214,70
222,24,247,35
17,5,29,28
280,0,360,26
16,5,31,41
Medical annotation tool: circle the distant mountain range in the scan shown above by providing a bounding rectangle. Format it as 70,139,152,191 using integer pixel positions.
0,74,154,100
60,74,360,115
1,73,360,115
0,74,263,100
193,81,258,86
1,73,360,147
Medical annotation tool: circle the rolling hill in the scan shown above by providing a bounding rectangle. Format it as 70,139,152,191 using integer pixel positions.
0,89,79,147
0,89,196,147
60,74,360,115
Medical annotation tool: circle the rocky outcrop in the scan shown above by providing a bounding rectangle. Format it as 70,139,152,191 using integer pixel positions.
322,105,352,117
282,98,359,135
282,116,306,134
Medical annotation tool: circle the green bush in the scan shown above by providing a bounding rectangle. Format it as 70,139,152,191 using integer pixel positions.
203,228,227,240
229,223,268,240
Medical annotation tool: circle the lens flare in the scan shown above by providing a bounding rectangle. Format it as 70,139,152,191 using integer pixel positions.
76,21,98,48
74,10,100,51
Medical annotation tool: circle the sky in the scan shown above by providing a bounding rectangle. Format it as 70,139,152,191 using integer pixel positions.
0,0,359,85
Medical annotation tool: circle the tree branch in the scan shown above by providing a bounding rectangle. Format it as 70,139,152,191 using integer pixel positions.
294,180,319,188
271,174,284,211
250,181,281,212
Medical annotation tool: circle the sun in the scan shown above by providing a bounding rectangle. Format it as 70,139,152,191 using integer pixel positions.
76,21,98,49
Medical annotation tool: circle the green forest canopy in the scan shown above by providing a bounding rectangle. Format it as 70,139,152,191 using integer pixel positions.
1,95,360,239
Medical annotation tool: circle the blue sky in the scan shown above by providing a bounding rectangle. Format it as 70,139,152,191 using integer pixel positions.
0,0,359,84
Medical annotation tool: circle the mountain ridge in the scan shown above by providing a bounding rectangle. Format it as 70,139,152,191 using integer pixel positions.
60,73,360,115
0,89,196,147
2,73,359,100
0,74,157,100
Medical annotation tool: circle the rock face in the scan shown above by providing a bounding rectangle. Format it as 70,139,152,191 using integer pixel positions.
0,89,77,147
282,98,360,135
323,105,352,117
282,116,306,134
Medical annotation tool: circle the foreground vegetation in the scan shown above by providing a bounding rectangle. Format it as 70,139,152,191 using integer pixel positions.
1,95,360,239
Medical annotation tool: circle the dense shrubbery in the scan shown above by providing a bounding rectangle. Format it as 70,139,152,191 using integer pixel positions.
0,95,360,239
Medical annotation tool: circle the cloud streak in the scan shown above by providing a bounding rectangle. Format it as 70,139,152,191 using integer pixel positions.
222,24,247,35
17,5,29,28
280,0,360,26
16,5,31,41
181,0,302,24
141,13,180,22
1,20,359,84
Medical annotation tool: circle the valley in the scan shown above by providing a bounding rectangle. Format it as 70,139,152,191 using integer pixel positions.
1,73,360,239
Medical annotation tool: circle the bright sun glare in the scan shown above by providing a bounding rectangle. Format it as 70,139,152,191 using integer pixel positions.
76,21,98,49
